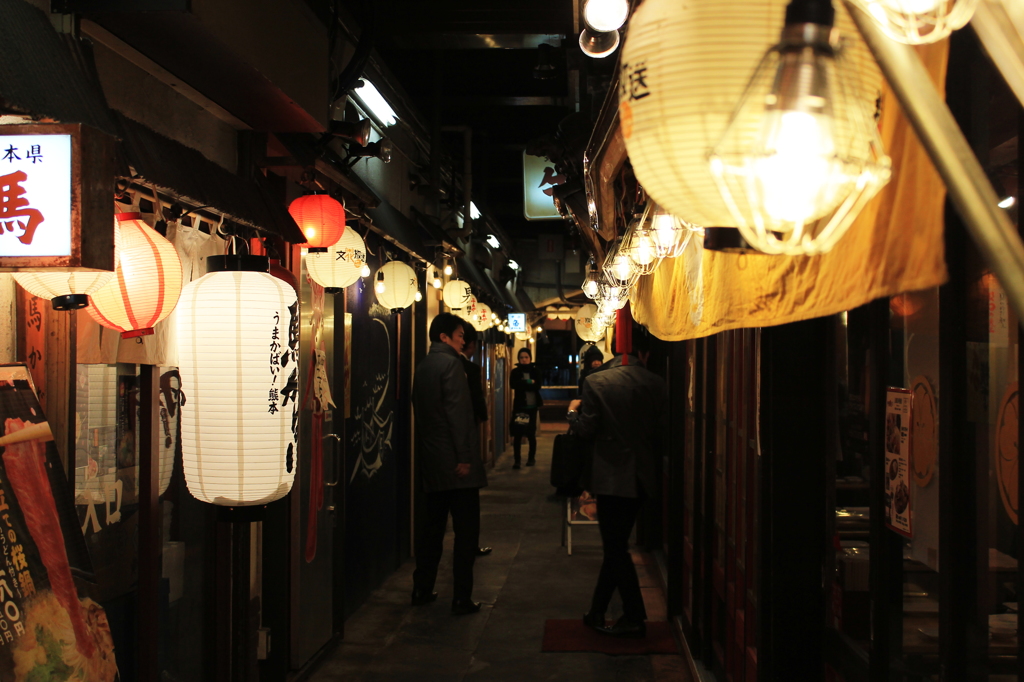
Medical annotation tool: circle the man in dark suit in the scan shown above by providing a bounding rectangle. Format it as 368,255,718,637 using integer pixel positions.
411,313,488,615
460,325,492,557
567,341,667,637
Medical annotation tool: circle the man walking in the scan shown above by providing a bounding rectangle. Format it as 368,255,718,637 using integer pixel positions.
568,339,666,637
412,313,487,615
460,325,492,558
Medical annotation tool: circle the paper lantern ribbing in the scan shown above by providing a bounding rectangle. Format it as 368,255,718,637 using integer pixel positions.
306,228,367,291
289,194,345,249
375,261,418,310
443,279,474,309
575,304,607,343
87,213,183,338
13,220,120,310
619,0,882,232
177,256,299,506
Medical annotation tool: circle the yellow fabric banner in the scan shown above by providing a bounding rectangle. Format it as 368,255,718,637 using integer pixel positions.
632,41,950,341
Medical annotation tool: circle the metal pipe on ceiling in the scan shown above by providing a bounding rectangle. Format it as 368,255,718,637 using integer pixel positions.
845,0,1024,322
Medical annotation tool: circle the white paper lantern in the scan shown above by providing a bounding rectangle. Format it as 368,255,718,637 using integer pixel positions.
619,0,882,231
443,279,474,309
515,331,531,341
177,256,299,506
473,303,492,332
375,261,418,310
14,219,120,310
306,228,367,291
575,303,607,343
557,306,572,321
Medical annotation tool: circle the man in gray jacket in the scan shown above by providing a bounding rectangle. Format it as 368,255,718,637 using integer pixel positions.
411,313,488,615
567,345,666,637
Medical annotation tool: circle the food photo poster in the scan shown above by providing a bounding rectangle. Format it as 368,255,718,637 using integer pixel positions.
885,387,913,538
0,364,117,681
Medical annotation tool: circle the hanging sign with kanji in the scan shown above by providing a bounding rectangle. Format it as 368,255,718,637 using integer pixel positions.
0,124,115,272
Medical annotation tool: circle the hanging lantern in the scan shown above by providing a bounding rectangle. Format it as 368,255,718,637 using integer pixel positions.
288,194,345,250
619,0,883,253
574,303,607,343
457,295,478,323
177,255,299,506
850,0,978,44
557,306,573,320
13,219,121,310
707,0,891,255
306,227,367,292
515,331,531,341
620,210,663,276
601,237,639,289
473,303,492,332
375,260,418,310
86,213,183,338
443,279,474,309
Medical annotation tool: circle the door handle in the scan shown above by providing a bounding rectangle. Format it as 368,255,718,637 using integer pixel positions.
323,433,343,488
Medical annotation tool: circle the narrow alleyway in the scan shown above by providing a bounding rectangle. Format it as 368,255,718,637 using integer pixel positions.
306,422,691,682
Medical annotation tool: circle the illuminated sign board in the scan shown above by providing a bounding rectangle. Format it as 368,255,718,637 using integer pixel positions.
507,313,527,333
522,152,564,221
0,124,115,271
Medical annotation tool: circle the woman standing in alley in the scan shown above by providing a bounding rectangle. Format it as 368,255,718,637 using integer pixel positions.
508,348,543,469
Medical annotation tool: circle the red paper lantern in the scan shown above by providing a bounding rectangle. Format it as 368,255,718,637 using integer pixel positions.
87,213,183,338
288,194,346,249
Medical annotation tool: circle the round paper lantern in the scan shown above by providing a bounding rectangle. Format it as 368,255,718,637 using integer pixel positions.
375,261,418,310
13,220,120,310
306,228,367,292
288,194,345,249
619,0,882,231
575,304,607,343
177,255,299,506
473,303,492,332
515,331,531,341
87,213,182,338
557,306,572,320
443,279,474,309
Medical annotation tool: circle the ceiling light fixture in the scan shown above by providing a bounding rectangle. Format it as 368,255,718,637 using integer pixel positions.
583,0,630,32
707,0,891,255
354,79,398,127
579,27,620,58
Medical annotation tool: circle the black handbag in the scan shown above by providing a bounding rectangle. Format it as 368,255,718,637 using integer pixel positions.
550,428,588,496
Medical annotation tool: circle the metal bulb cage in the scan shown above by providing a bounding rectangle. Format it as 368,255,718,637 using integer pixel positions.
582,258,601,299
601,237,641,288
620,210,664,275
851,0,978,45
643,202,698,259
707,22,891,256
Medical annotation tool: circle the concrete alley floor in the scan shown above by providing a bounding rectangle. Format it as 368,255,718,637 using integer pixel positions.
305,422,692,682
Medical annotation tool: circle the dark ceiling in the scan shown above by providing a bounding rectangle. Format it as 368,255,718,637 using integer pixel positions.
337,0,615,242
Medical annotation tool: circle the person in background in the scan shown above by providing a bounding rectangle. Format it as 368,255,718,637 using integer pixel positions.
508,347,543,469
460,326,492,558
578,344,606,394
567,336,667,637
411,313,488,615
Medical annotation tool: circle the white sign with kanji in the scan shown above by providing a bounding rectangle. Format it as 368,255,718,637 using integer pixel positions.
0,134,72,257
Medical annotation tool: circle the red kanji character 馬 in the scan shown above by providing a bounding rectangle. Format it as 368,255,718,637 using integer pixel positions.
0,171,44,245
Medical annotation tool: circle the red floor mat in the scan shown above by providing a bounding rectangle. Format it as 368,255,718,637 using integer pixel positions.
541,619,680,655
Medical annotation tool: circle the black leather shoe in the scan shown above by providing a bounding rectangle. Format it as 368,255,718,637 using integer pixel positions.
512,462,521,470
597,617,646,638
582,611,606,630
411,590,438,606
476,547,492,556
451,599,482,615
526,459,536,466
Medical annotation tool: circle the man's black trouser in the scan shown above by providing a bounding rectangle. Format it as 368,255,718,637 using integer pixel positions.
591,494,647,621
413,487,480,602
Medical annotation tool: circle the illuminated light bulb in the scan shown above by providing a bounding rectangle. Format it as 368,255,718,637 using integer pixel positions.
649,207,693,259
528,337,535,344
583,0,630,31
360,264,371,278
854,0,977,44
375,280,386,294
536,326,543,333
443,263,453,276
998,196,1015,209
414,290,422,302
707,2,891,255
432,273,442,288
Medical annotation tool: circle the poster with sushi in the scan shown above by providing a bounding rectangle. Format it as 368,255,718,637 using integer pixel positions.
884,387,913,538
0,364,117,681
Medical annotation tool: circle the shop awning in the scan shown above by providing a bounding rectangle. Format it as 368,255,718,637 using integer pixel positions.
0,0,117,137
114,113,304,243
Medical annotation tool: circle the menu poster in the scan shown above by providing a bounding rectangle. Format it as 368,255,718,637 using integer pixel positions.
0,365,116,681
885,387,913,538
